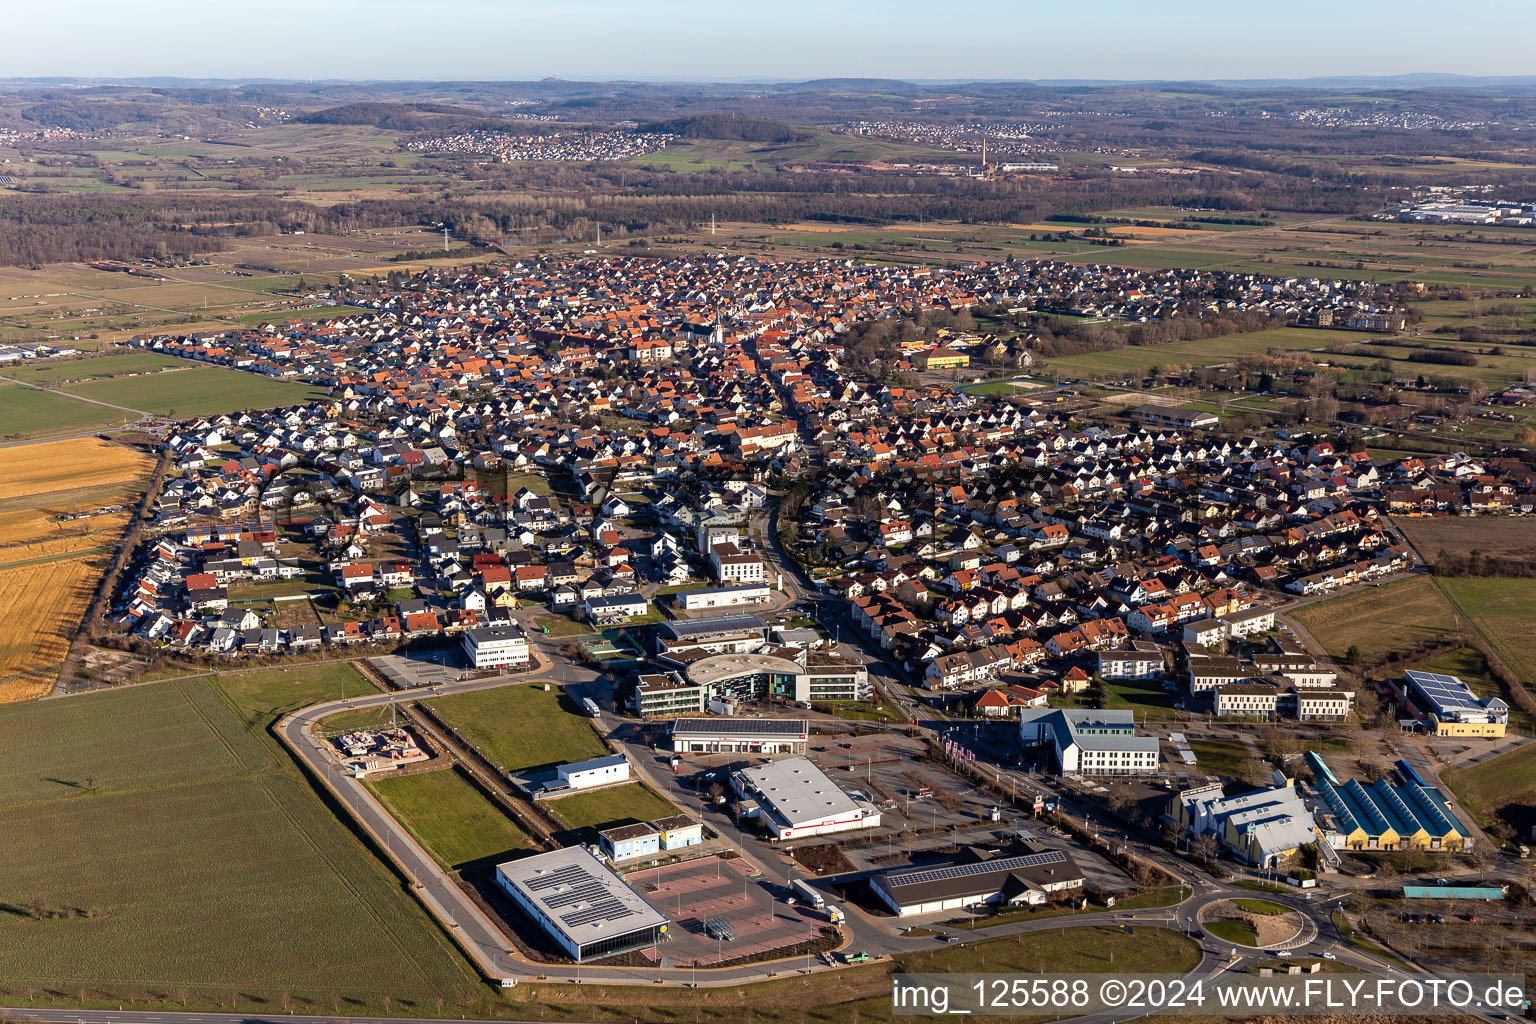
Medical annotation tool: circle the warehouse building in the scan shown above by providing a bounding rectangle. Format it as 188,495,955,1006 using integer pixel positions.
547,753,630,793
494,846,669,962
732,755,882,840
670,718,809,755
871,845,1085,917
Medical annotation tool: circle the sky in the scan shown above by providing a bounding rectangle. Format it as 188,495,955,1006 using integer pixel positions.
7,0,1535,83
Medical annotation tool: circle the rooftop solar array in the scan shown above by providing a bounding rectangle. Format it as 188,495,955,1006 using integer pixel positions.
497,847,667,945
885,849,1068,890
662,615,768,639
671,717,808,736
1405,670,1503,722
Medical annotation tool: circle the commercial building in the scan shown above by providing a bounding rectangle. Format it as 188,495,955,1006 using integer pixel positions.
598,813,703,864
635,646,870,716
732,755,882,840
1018,708,1159,777
461,623,530,669
581,593,649,623
494,846,670,962
658,615,770,654
550,753,630,792
598,823,661,863
1129,404,1219,430
1307,752,1466,853
1397,669,1508,737
675,584,771,612
670,718,809,755
1169,780,1317,868
871,845,1085,918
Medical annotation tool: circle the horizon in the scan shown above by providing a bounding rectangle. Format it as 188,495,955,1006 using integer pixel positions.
7,0,1534,82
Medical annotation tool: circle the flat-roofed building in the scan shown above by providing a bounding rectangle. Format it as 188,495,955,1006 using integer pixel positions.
599,822,660,863
675,584,771,612
871,845,1084,917
494,847,669,962
1018,708,1159,777
461,623,530,669
671,718,809,755
1098,641,1164,680
552,753,629,792
1214,682,1280,719
643,647,870,714
1400,670,1508,737
732,755,882,840
653,813,703,850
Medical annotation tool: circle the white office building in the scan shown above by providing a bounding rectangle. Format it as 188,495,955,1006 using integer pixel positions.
461,623,530,669
1018,708,1160,777
732,755,882,840
554,753,630,791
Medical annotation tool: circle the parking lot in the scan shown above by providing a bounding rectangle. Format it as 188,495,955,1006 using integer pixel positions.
627,856,823,966
372,650,467,688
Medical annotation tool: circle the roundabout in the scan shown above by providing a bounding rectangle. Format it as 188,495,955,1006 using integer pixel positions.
1196,897,1309,949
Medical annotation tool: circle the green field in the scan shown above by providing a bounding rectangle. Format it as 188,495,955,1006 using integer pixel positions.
0,667,479,1010
1187,738,1254,780
1204,918,1260,945
1436,577,1536,685
2,352,187,385
425,683,608,773
1231,898,1291,916
1442,742,1536,837
1413,644,1535,734
61,365,328,416
235,304,374,325
546,782,680,834
1039,326,1362,379
369,766,538,871
0,381,135,438
1290,576,1459,660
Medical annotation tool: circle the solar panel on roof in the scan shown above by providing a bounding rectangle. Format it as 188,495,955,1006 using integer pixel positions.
886,850,1067,888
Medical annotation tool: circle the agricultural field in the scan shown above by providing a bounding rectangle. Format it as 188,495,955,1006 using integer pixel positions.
368,766,538,871
425,683,609,774
1290,576,1459,661
60,364,328,416
1036,326,1372,380
0,438,153,701
545,782,681,835
1,351,186,386
0,436,151,502
0,670,480,1011
1394,516,1536,565
0,557,99,702
1435,577,1536,686
0,381,136,439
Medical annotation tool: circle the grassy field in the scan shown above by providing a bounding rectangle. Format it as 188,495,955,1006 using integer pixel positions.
1290,576,1459,660
1442,742,1536,839
1230,898,1291,915
1186,738,1254,780
0,668,481,1011
1038,326,1365,380
1435,577,1536,685
0,381,136,438
368,766,538,871
1204,918,1260,945
545,782,680,834
1394,517,1536,565
2,352,187,385
61,364,327,415
425,683,609,773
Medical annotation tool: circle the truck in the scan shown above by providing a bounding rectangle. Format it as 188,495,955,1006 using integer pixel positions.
791,878,824,909
581,697,600,718
824,904,845,925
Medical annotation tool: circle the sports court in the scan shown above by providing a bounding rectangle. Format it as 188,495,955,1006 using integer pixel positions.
626,856,826,966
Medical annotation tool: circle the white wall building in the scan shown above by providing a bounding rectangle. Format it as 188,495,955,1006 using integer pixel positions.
461,623,530,669
732,756,882,840
556,753,630,791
